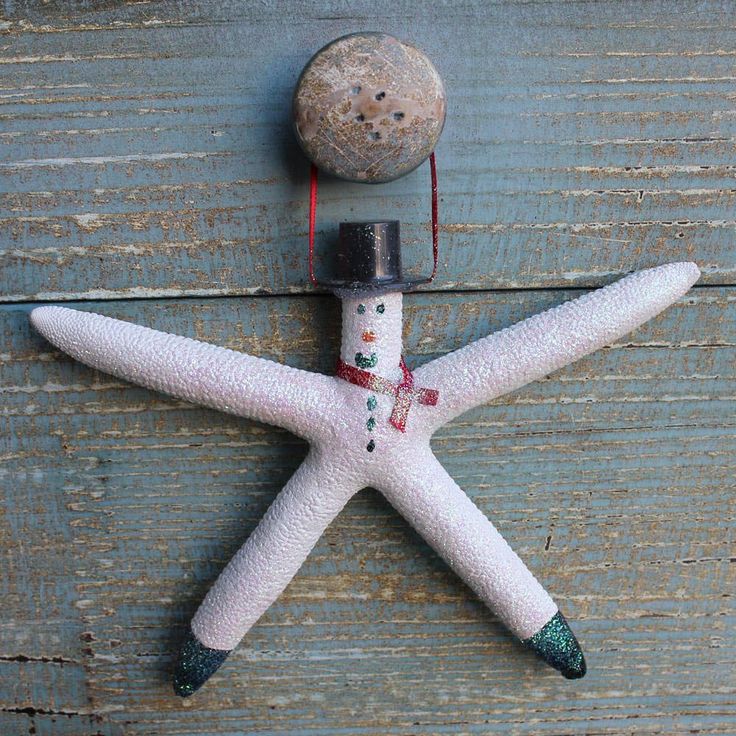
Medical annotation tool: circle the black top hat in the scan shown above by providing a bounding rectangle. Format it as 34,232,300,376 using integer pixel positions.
321,221,431,295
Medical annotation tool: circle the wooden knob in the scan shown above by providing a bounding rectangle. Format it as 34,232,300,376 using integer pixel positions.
293,32,446,183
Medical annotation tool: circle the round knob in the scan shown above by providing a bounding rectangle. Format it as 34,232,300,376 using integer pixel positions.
293,32,446,183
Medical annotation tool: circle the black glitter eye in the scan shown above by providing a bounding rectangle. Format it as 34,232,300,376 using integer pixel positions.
357,304,366,314
376,303,385,314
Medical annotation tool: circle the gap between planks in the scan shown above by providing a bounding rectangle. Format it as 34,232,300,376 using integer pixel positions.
0,280,728,308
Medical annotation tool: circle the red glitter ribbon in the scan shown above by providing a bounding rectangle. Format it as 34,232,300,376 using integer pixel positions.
336,357,439,432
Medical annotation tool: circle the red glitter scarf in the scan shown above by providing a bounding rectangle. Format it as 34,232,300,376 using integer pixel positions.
335,357,439,432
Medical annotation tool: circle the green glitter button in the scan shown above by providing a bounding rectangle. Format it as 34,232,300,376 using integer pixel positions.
367,396,377,411
366,416,376,431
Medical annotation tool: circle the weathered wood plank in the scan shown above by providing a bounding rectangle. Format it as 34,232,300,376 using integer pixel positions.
2,0,736,300
2,288,734,733
2,1,735,733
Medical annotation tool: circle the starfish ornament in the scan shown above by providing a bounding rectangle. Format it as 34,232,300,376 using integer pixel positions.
30,259,699,695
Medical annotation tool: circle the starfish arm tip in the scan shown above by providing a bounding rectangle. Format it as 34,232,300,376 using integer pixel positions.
29,304,69,338
653,260,700,290
172,629,231,697
523,611,586,680
678,260,701,280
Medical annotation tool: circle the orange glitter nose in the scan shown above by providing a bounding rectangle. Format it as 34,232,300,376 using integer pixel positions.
362,331,377,343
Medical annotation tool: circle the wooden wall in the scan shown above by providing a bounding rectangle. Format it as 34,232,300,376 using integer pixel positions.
1,1,734,733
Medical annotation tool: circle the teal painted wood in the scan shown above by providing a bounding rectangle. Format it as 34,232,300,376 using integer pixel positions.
2,291,735,734
1,0,736,300
1,0,735,734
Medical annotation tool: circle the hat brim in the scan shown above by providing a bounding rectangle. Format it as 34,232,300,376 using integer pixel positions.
321,276,431,296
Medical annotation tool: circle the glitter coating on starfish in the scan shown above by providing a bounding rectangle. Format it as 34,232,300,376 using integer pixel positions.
29,260,700,695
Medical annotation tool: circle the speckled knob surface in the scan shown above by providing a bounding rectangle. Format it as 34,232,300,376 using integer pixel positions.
293,32,446,183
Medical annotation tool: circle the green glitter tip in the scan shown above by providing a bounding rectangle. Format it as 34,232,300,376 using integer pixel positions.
173,630,231,697
522,612,586,679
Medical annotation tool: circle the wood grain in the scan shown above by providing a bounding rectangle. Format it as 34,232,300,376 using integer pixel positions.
2,0,736,300
2,290,735,734
1,0,735,734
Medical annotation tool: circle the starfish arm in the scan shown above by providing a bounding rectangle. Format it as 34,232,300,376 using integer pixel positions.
377,449,585,679
173,448,361,695
413,261,700,431
29,306,341,443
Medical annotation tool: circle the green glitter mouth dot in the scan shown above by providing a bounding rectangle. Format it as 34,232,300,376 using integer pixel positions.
366,416,376,431
357,304,366,314
355,352,378,369
367,396,377,411
366,440,376,452
376,303,385,314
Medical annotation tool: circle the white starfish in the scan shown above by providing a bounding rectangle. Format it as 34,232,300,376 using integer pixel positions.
30,260,699,695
